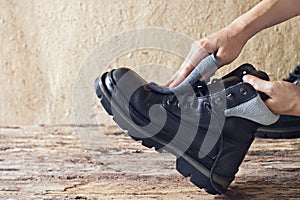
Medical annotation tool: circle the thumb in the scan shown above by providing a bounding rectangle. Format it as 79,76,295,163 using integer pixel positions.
242,74,272,95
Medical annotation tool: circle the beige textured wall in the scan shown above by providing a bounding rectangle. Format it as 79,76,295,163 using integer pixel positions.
1,0,299,126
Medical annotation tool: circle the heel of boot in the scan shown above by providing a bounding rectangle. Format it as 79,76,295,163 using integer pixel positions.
176,157,226,195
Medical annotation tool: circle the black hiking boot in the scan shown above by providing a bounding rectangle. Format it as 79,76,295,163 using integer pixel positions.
95,63,278,194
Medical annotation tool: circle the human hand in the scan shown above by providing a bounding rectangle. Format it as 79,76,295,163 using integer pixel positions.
166,23,249,88
243,75,300,116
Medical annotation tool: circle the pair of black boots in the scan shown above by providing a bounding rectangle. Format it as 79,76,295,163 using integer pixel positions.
94,63,300,194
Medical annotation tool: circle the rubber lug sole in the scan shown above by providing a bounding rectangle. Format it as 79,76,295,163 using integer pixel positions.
255,128,300,139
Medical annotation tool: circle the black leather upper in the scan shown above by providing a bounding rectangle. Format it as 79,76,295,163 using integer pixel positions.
97,63,270,190
103,64,268,130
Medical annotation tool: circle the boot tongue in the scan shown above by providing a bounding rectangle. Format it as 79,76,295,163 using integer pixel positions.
205,69,270,100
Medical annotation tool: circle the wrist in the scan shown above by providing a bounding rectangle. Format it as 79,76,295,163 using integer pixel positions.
223,18,251,47
228,0,272,42
229,17,254,42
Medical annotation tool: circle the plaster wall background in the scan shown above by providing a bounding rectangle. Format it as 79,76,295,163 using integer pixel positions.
1,0,299,126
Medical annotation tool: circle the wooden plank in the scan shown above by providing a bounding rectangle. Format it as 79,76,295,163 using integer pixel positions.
0,125,299,199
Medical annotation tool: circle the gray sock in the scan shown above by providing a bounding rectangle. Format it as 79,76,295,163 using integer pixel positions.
148,54,218,94
225,95,279,125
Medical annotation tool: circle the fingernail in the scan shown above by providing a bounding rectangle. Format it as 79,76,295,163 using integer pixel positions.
242,75,251,82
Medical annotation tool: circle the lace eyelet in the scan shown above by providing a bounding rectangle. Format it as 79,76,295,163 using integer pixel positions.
178,102,188,110
190,101,198,109
166,96,177,106
213,97,222,105
203,101,211,109
240,88,248,95
166,99,171,105
226,93,234,100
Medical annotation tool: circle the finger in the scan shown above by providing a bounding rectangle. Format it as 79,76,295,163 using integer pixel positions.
169,73,186,88
262,98,278,114
171,63,196,87
164,72,178,87
164,60,191,87
164,80,173,87
215,48,226,67
186,41,209,67
242,75,273,96
165,41,210,88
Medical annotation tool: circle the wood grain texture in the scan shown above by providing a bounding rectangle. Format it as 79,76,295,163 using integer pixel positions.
0,125,299,199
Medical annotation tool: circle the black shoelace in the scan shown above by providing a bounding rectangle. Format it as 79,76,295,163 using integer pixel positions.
166,82,227,194
166,93,199,111
205,104,226,195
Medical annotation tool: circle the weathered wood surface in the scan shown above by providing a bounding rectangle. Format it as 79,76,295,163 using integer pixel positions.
0,125,299,200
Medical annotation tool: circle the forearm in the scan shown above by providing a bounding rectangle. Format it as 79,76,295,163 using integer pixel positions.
230,0,300,41
168,0,300,88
